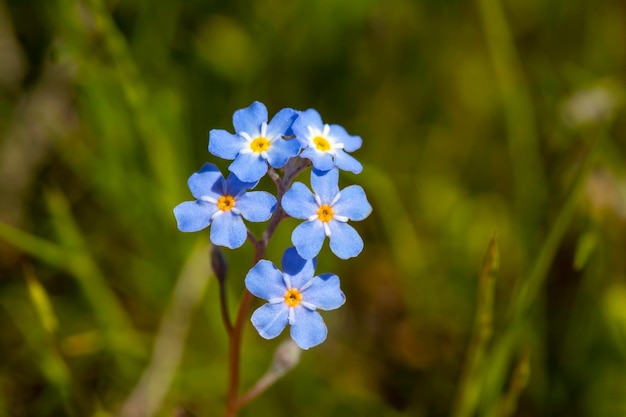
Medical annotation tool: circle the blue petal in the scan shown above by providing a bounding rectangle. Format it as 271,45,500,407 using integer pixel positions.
228,152,268,183
328,124,362,152
292,108,324,140
292,221,326,259
265,138,301,169
224,171,257,196
209,211,247,249
328,221,363,259
251,303,288,340
281,247,316,288
266,107,298,138
213,176,228,196
285,110,301,136
334,149,363,174
208,129,246,160
173,201,216,232
233,101,267,135
333,185,372,221
282,182,317,219
236,191,276,222
311,168,339,203
290,308,327,350
187,163,224,200
302,274,345,310
245,260,285,300
300,148,335,171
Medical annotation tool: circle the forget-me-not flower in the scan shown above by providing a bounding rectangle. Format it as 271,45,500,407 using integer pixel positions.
173,163,276,249
245,247,345,350
209,101,301,182
292,108,363,174
282,168,371,259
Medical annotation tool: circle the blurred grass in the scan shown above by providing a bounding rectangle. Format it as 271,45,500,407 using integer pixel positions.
1,0,626,416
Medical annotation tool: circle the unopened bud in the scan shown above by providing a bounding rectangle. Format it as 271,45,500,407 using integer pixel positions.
269,339,302,377
210,245,228,283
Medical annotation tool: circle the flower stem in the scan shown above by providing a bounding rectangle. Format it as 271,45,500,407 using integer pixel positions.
224,233,263,417
225,288,257,417
223,158,313,417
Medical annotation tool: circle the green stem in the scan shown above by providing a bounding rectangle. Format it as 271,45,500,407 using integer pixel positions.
477,0,546,249
481,126,607,417
451,236,499,417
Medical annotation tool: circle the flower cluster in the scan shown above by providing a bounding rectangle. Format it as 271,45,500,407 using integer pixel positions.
174,101,372,349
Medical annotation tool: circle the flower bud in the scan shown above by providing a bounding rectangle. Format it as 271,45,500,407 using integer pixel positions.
269,339,302,376
210,245,228,284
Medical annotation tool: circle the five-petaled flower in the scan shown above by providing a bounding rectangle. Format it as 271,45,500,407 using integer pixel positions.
245,247,345,350
282,168,372,260
209,101,301,183
173,163,276,248
292,108,363,174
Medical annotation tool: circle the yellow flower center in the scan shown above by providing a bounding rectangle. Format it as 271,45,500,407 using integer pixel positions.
313,136,331,152
250,137,270,153
317,205,334,222
284,288,302,307
217,195,235,211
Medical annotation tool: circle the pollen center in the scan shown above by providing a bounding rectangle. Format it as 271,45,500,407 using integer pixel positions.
313,136,331,152
217,195,235,211
317,204,334,222
250,137,270,153
284,288,302,307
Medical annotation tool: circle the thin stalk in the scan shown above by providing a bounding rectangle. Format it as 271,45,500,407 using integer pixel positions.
235,372,275,409
480,126,607,417
224,232,264,417
267,167,282,189
478,0,545,248
223,160,311,417
118,240,213,417
451,236,499,417
497,349,530,417
235,339,302,411
225,284,258,417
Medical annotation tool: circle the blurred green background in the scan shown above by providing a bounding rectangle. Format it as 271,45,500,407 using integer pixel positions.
1,0,626,416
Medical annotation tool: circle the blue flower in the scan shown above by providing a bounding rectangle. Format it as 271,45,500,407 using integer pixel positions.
281,168,372,259
209,101,301,182
245,247,345,350
291,108,363,174
173,163,276,248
